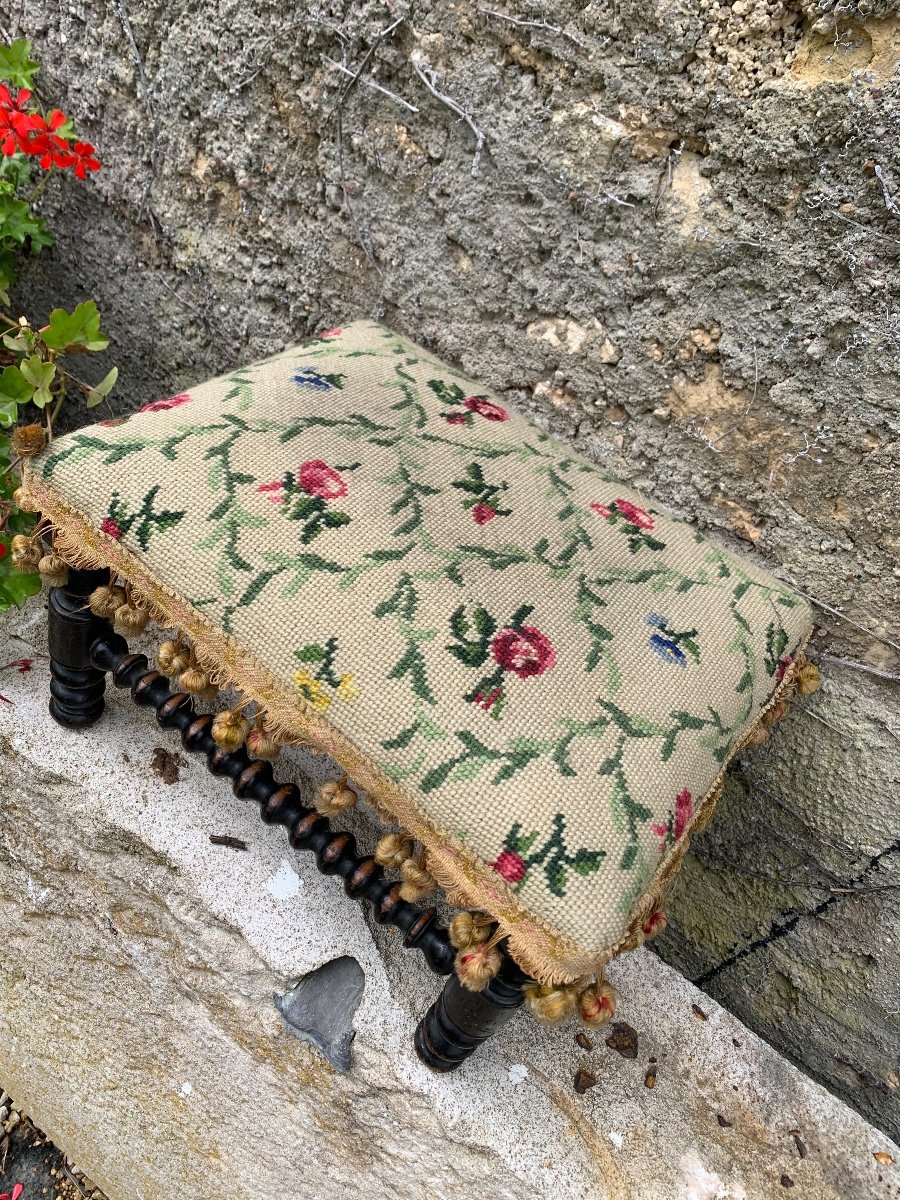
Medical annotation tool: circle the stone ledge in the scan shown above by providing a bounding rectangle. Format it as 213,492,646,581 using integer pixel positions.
0,602,896,1200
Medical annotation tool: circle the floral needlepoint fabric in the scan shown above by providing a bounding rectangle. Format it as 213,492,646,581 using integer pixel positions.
24,321,813,982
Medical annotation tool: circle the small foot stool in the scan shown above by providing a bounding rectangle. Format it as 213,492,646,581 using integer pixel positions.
15,321,817,1070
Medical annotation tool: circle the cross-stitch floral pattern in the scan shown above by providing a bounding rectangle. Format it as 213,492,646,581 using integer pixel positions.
25,321,812,977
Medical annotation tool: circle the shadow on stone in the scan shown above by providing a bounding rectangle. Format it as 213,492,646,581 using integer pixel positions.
274,956,365,1073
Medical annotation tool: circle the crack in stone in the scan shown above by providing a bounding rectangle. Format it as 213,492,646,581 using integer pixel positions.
693,839,900,989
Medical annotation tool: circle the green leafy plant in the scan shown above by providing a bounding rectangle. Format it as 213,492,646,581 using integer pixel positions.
0,39,114,611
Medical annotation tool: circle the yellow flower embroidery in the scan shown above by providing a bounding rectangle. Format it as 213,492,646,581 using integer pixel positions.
293,668,333,713
336,672,359,702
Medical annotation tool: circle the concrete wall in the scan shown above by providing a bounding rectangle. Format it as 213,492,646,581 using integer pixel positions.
5,0,899,1138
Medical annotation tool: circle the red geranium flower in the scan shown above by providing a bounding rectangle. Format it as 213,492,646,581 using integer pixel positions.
0,84,32,114
472,502,496,525
21,109,73,170
614,499,654,530
464,395,509,422
0,1182,24,1200
138,392,191,414
70,140,101,179
100,517,122,540
491,625,556,679
298,459,347,500
0,542,7,559
492,850,526,884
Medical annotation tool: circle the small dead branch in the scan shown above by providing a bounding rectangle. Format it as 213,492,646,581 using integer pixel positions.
811,653,900,684
325,14,406,125
477,6,590,48
873,164,900,218
795,590,900,656
410,58,486,177
325,56,419,113
111,0,160,225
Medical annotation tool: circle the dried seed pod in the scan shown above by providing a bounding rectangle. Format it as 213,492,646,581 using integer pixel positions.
448,911,494,950
455,941,502,991
11,486,36,512
211,707,250,751
577,981,616,1029
762,699,790,727
88,584,127,618
11,423,47,458
114,602,150,635
374,832,415,869
38,553,69,588
398,854,437,902
524,982,578,1026
11,540,42,572
745,723,769,748
157,639,192,678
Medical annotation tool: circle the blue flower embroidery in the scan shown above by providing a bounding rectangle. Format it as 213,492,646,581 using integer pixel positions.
649,633,688,667
645,614,700,667
293,367,345,391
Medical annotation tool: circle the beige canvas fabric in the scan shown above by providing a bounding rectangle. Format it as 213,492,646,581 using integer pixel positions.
23,321,812,982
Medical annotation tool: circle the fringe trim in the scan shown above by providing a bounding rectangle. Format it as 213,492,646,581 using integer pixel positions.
20,471,812,985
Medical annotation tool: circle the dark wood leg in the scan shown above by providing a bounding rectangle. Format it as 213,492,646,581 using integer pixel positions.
88,635,455,977
47,567,111,729
414,953,529,1072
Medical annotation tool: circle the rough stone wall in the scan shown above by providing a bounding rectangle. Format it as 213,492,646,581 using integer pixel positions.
5,0,899,1138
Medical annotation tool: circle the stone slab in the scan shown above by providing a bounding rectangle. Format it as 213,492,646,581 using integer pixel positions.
0,602,897,1200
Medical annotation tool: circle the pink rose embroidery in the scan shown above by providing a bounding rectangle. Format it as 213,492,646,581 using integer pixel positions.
775,655,793,683
443,412,468,425
318,327,343,339
590,502,612,519
464,395,509,422
472,502,496,525
257,481,285,503
491,625,556,679
100,517,123,540
298,459,348,500
138,392,192,414
652,789,693,853
492,850,527,884
613,498,654,530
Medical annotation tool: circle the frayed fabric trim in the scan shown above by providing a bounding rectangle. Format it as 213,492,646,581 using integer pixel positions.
20,470,812,985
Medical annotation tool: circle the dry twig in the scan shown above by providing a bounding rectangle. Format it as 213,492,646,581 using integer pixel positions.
410,58,486,177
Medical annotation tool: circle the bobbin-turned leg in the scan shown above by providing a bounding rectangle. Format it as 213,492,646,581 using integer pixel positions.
47,567,111,728
414,952,530,1072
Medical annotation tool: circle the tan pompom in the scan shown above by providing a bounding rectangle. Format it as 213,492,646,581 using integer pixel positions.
11,539,41,572
795,659,821,697
524,982,578,1026
157,639,192,677
212,707,250,751
374,832,416,869
455,941,502,991
11,486,37,512
642,910,668,940
449,911,494,950
399,854,437,902
88,584,127,618
577,980,616,1028
114,602,150,635
745,723,769,748
37,553,69,588
11,423,47,458
314,778,358,815
761,699,790,727
246,722,280,761
180,666,213,695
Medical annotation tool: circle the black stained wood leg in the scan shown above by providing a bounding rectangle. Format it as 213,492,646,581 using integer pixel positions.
47,567,111,729
414,954,530,1072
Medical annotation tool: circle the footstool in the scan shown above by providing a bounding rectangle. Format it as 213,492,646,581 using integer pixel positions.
14,320,817,1070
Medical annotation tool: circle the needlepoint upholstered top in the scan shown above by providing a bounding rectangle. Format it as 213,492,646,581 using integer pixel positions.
21,321,813,984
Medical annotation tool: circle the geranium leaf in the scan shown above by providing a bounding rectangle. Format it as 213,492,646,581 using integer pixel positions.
19,354,55,409
0,39,40,89
42,300,109,352
86,365,118,407
0,365,33,409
